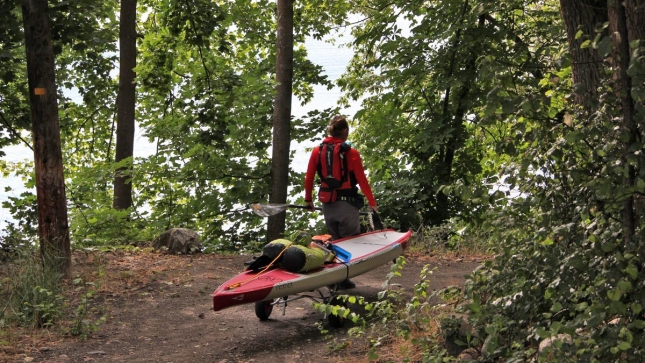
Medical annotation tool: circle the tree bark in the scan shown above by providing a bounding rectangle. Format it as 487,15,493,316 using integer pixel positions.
608,1,642,246
625,0,645,43
21,0,71,278
559,0,608,105
267,0,293,242
113,0,137,210
560,0,645,245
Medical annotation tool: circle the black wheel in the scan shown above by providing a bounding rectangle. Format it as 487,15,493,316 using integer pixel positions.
327,296,346,328
255,300,274,321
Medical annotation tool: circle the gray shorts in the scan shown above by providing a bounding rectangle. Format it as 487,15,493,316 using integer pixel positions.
321,201,360,240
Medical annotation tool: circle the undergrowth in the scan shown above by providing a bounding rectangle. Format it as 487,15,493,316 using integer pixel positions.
0,248,108,342
317,255,474,362
406,221,493,258
315,221,493,362
1,251,64,329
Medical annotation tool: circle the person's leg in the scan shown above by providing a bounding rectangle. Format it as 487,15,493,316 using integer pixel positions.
336,201,361,238
326,201,360,289
322,203,341,240
338,279,356,289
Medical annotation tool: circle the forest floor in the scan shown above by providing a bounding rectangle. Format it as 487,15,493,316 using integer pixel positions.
0,247,485,363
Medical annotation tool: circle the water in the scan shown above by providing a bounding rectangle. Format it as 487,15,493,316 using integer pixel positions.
0,34,357,229
0,144,34,228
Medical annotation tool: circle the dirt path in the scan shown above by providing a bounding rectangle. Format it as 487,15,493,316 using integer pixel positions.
2,252,482,363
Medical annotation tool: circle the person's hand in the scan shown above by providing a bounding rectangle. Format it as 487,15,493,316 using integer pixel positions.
370,205,378,213
305,200,315,211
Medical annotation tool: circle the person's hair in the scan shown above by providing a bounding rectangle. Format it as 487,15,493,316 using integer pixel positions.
327,115,349,138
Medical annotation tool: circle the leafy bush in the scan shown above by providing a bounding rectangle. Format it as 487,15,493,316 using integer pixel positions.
315,257,468,362
67,277,107,338
70,206,148,246
461,203,645,362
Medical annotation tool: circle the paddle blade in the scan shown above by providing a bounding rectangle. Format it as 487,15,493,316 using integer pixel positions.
369,211,384,230
249,203,288,217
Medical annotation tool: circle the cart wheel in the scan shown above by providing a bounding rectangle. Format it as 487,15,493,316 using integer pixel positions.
255,300,274,321
327,296,346,328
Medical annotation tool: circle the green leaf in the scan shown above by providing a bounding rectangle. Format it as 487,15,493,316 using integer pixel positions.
616,341,631,351
617,280,632,293
595,36,612,58
536,327,550,339
482,334,498,355
632,320,645,329
575,30,584,40
607,289,622,301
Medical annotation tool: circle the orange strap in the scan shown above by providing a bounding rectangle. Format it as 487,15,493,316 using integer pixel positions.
224,241,292,290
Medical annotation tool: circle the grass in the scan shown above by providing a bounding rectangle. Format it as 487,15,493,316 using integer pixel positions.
0,251,64,329
405,223,493,261
0,248,124,356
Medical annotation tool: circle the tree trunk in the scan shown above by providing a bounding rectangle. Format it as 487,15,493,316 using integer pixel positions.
625,0,645,43
559,0,608,105
113,0,137,210
434,0,477,225
21,0,71,278
267,0,293,242
608,1,643,246
560,0,645,246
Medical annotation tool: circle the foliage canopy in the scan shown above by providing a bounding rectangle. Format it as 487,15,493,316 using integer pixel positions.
2,0,645,360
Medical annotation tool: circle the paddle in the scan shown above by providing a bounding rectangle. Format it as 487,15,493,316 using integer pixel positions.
250,203,372,217
249,203,320,217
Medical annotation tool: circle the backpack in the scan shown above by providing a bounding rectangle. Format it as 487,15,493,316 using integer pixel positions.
317,142,351,203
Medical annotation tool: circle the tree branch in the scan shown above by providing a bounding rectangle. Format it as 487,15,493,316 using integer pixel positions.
0,112,33,151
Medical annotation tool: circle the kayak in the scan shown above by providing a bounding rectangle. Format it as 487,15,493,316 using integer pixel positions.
212,229,411,312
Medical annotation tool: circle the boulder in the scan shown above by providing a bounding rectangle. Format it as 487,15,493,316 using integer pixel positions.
457,348,479,362
538,333,573,353
153,228,202,254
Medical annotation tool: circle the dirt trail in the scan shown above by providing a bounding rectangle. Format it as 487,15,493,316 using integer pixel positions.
2,252,482,363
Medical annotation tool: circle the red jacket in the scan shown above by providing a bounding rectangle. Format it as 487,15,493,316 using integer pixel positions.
304,136,376,207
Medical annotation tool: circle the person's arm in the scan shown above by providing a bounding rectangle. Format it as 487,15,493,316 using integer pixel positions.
304,147,319,210
349,149,377,211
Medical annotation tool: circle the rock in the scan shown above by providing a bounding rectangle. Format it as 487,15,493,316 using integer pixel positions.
457,348,478,362
153,228,202,254
538,333,573,353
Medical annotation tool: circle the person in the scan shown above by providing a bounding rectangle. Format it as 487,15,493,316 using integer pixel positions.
304,115,378,289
